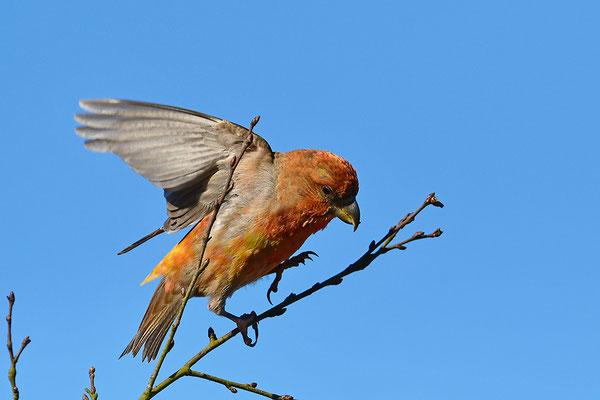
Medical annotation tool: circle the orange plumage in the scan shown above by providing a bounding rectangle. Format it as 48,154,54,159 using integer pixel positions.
76,100,360,361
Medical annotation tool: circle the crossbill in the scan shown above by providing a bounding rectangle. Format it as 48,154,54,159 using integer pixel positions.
75,100,360,361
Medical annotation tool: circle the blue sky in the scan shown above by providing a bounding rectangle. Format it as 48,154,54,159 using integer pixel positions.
1,1,599,399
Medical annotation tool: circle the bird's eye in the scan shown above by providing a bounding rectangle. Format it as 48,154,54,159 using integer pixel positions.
322,186,332,196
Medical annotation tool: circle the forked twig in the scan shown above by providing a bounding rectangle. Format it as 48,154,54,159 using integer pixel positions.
6,292,31,400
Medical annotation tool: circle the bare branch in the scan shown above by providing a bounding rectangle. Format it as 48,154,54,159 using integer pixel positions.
140,116,260,399
376,192,444,251
185,370,292,399
6,292,31,400
384,228,443,252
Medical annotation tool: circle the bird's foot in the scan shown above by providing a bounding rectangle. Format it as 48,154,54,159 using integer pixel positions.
234,311,259,347
267,251,318,304
221,310,259,346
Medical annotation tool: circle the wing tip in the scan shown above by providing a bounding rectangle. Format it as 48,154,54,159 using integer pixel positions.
82,139,110,152
79,98,113,111
118,228,165,255
79,99,100,111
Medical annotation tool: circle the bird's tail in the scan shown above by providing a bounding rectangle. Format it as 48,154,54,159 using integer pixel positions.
120,278,181,362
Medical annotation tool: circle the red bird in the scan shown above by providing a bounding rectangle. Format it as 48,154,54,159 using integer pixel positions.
76,100,360,361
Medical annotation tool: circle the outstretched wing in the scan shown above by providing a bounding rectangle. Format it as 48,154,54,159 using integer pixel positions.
75,99,273,238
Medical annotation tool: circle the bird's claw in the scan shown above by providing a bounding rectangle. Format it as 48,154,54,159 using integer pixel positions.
267,268,284,305
266,251,318,304
294,250,318,264
236,311,259,347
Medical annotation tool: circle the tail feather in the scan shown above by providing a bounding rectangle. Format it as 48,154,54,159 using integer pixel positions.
121,278,182,362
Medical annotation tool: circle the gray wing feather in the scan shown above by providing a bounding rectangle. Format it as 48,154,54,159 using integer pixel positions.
75,99,273,233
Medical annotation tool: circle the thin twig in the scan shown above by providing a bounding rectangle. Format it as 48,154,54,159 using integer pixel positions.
83,366,98,400
149,193,444,399
383,228,443,252
139,116,260,400
185,370,291,399
6,292,31,400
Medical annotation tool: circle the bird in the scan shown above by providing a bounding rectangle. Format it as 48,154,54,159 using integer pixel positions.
75,99,360,362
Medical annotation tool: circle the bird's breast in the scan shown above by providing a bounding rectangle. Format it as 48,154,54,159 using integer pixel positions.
221,212,332,291
150,191,332,298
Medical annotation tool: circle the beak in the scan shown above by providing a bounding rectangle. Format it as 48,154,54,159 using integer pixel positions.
335,198,360,231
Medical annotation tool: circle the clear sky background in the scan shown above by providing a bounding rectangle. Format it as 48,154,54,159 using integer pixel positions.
1,1,598,399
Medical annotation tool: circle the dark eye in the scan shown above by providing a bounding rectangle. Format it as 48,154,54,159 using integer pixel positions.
322,186,332,196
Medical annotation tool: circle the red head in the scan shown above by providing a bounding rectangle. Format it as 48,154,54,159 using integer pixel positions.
276,149,360,231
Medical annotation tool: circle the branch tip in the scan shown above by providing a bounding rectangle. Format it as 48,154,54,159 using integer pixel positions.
250,115,261,129
426,192,444,208
87,366,97,396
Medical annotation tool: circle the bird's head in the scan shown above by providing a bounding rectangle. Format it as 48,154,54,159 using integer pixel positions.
279,150,360,231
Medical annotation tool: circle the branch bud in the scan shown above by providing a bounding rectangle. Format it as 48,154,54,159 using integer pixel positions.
208,327,217,342
369,241,377,252
330,277,343,286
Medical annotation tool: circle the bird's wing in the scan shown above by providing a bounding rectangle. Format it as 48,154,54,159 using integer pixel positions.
75,99,273,237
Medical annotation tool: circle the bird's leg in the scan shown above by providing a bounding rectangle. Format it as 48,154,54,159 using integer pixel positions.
267,251,318,304
221,310,259,347
209,297,259,347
